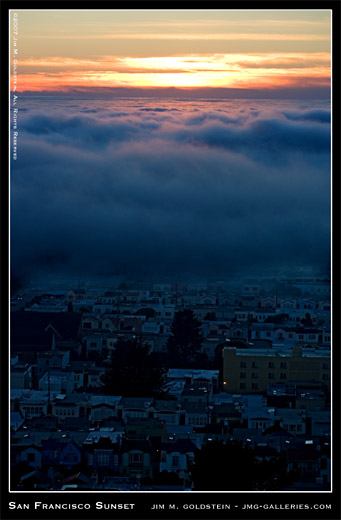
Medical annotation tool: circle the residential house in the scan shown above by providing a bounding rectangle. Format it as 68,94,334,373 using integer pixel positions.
159,438,197,480
118,398,153,422
39,370,75,394
12,445,42,469
11,389,52,418
11,364,33,390
84,435,121,474
37,350,70,380
59,439,83,469
183,402,209,427
89,396,122,422
167,369,219,392
120,438,154,479
151,400,182,427
275,409,307,435
81,315,100,330
229,323,249,341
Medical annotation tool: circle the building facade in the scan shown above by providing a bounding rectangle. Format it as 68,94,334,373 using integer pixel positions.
223,347,330,394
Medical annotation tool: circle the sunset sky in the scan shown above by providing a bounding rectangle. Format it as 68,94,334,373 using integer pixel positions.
11,9,331,93
11,9,331,283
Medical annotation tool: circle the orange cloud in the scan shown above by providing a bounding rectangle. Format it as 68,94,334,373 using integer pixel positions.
13,53,330,92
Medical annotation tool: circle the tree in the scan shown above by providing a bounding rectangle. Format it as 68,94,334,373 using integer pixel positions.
135,307,156,319
204,311,216,321
190,439,257,490
190,439,292,491
101,337,167,397
166,309,203,367
301,312,313,327
212,342,226,380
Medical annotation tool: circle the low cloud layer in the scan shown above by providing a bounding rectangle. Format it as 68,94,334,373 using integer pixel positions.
11,98,331,284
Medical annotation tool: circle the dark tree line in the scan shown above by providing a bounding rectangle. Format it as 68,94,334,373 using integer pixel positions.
166,309,207,368
190,439,294,491
101,309,209,397
101,337,167,398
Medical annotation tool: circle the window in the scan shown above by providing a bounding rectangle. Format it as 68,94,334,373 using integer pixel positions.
266,332,271,337
280,373,287,379
322,363,329,370
240,361,247,368
252,362,259,368
322,374,329,380
280,362,287,369
240,372,246,379
27,453,35,463
298,334,304,340
97,452,110,467
64,453,77,463
172,455,180,467
83,322,92,329
268,373,275,379
129,452,142,465
240,383,246,389
251,372,258,379
268,362,275,368
309,335,315,339
252,383,258,389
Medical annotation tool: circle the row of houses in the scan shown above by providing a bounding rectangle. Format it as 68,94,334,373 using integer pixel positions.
11,385,331,491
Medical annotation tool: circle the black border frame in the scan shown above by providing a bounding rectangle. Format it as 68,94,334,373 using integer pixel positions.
1,2,340,519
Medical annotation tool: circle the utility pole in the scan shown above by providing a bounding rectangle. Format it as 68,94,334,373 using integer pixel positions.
47,367,52,415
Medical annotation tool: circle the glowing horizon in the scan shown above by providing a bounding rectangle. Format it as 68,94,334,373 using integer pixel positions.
10,10,331,94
